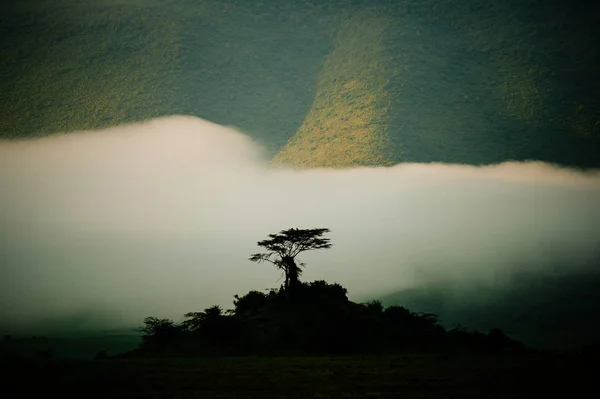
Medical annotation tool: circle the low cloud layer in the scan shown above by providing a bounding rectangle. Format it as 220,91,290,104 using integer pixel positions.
1,115,599,334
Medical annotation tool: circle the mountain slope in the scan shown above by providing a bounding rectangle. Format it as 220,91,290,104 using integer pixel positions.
379,271,600,350
271,8,395,168
2,0,598,167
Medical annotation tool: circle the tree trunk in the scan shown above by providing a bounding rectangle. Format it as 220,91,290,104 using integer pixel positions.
282,256,299,290
281,256,299,303
288,261,299,290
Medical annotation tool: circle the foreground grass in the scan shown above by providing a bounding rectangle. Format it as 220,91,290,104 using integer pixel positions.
3,353,595,398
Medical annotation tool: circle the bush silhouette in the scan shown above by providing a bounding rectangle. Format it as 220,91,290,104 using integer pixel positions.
129,279,526,357
127,227,528,357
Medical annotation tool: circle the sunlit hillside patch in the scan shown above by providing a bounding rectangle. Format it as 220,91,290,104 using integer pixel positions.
0,3,180,137
271,9,396,168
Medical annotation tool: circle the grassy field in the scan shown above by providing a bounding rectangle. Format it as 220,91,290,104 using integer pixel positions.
3,353,595,398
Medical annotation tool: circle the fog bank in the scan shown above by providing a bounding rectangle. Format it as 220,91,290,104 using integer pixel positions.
1,115,599,333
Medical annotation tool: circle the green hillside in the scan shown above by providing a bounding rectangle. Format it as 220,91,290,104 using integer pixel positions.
380,271,600,350
271,8,396,167
0,0,181,136
1,0,599,165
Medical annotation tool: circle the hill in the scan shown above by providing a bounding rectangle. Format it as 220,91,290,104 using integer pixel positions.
380,271,600,350
118,280,531,358
2,0,599,167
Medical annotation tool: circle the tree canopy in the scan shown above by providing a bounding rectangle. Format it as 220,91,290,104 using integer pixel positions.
249,227,332,291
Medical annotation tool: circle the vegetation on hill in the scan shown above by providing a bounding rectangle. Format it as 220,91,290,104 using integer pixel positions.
130,281,526,357
2,1,598,166
271,8,396,168
124,228,526,357
0,1,180,137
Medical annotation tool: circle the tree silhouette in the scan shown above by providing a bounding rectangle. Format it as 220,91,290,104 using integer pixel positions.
183,305,239,347
129,227,530,357
139,316,184,352
182,305,224,332
249,228,332,293
132,280,529,357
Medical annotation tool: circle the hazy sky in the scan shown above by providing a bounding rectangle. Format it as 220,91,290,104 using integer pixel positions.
1,115,599,334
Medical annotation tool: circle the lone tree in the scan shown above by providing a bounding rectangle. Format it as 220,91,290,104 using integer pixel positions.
249,228,332,292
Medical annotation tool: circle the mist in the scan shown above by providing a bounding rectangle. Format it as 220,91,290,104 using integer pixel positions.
1,115,599,334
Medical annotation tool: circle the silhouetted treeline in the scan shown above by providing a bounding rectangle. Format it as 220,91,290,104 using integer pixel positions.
124,280,528,357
